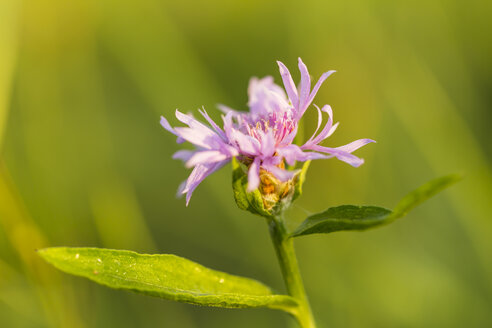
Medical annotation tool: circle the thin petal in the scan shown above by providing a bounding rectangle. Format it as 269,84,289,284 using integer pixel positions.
278,144,329,165
175,109,216,135
161,115,186,143
230,129,261,156
173,127,216,149
181,165,206,194
277,145,303,166
335,138,376,153
306,105,335,145
248,76,287,113
298,58,311,112
217,103,241,115
198,108,226,140
185,150,229,168
172,150,195,162
305,104,324,144
277,60,299,107
247,157,261,192
175,109,196,126
262,164,297,182
176,180,187,197
222,111,234,140
307,145,365,167
304,70,336,116
160,115,176,135
279,124,299,146
183,161,228,205
260,130,275,158
247,76,290,117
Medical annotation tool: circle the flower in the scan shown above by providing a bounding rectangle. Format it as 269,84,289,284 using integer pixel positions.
161,58,375,205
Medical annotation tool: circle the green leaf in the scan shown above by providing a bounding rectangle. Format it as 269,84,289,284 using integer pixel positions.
292,174,461,237
391,174,462,219
38,247,298,312
291,205,392,237
231,157,272,218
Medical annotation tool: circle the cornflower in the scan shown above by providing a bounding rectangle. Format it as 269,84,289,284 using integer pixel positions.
161,58,375,205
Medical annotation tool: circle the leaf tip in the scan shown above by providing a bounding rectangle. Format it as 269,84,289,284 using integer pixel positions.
448,172,464,183
36,247,51,259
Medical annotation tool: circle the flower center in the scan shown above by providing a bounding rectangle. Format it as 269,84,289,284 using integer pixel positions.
244,112,297,146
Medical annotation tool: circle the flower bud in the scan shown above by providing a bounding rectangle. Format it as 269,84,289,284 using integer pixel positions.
232,158,310,218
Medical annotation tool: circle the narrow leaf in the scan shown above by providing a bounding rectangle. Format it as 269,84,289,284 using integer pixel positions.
391,174,461,219
38,247,298,312
291,205,392,237
292,174,460,237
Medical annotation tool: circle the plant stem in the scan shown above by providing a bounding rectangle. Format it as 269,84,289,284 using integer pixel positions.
268,216,316,328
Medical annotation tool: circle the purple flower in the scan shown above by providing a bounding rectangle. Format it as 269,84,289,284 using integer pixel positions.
161,58,375,205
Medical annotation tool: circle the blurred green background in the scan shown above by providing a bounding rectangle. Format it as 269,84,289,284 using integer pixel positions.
1,0,492,327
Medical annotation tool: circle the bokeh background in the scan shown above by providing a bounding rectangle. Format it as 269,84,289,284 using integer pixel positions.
1,0,492,327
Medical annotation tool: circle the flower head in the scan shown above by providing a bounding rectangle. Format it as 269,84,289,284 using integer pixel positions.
161,58,375,206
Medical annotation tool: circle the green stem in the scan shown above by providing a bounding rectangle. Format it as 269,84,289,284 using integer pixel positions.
268,216,316,328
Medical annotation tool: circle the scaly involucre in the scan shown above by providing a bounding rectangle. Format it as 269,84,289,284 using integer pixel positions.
161,58,375,205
